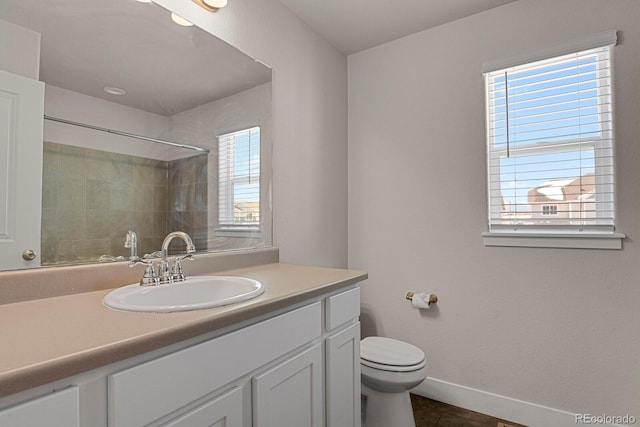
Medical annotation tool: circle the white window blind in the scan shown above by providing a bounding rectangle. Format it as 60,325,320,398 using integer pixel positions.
218,127,260,227
484,44,615,233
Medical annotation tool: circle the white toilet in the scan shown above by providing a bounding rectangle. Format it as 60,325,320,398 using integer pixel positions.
360,336,427,427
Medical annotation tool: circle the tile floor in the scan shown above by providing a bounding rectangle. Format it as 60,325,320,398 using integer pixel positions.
411,394,527,427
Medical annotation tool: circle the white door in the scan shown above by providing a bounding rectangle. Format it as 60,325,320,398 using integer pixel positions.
0,69,44,270
253,344,323,427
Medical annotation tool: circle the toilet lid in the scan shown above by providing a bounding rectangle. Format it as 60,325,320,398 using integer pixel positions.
360,336,425,367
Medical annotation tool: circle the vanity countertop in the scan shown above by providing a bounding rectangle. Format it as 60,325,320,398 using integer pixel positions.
0,262,367,399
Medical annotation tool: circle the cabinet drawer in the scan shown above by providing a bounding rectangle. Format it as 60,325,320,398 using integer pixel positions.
0,386,79,427
109,302,321,427
326,287,360,330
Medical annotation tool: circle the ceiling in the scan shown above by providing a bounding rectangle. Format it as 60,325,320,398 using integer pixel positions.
0,0,519,116
278,0,518,55
0,0,271,116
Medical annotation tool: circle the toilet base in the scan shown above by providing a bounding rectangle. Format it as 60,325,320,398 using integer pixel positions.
361,383,416,427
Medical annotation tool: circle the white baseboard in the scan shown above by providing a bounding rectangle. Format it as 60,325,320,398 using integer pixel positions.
412,377,626,427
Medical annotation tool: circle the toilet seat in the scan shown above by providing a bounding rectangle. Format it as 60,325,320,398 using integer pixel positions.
360,337,426,372
361,358,426,372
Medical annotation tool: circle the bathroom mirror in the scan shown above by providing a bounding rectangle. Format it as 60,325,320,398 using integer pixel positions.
0,0,272,270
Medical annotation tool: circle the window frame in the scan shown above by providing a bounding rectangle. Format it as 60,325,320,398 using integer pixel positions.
481,31,624,249
216,126,261,237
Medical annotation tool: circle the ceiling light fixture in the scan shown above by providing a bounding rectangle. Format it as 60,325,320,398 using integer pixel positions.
192,0,227,12
170,12,194,26
202,0,227,8
104,86,126,96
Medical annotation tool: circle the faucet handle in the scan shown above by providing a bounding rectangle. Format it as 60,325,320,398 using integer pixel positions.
140,263,160,287
171,260,185,282
143,250,163,259
175,253,194,262
128,258,151,268
128,258,160,286
171,254,194,282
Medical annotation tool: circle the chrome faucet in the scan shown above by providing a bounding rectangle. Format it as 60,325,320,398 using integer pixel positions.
159,231,196,284
124,230,138,261
129,231,196,286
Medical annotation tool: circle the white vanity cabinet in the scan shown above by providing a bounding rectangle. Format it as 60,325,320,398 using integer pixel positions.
0,386,79,427
0,284,362,427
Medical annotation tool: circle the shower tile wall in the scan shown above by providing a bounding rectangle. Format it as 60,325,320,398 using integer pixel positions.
41,142,208,265
167,154,208,254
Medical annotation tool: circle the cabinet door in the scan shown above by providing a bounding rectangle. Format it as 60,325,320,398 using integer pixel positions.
252,344,323,427
160,386,243,427
0,386,79,427
326,322,361,427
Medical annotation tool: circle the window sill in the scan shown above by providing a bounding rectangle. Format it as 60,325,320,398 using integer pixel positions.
482,232,625,250
215,226,261,238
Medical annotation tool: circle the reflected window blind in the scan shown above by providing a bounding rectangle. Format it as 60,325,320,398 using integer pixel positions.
484,46,615,232
218,127,260,227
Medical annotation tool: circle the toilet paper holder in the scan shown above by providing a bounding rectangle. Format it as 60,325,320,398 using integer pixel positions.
405,292,438,304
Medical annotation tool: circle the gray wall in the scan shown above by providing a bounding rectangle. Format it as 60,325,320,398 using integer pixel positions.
0,20,40,80
348,0,639,416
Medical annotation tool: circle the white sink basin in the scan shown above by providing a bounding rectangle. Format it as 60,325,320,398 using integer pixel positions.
103,276,265,313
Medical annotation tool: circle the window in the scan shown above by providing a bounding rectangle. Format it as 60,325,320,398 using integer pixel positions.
482,31,624,249
218,127,260,232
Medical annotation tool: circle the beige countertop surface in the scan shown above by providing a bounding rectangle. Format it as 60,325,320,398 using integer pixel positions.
0,262,367,399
